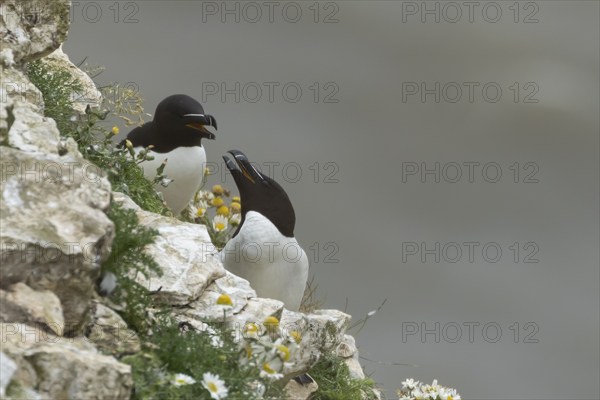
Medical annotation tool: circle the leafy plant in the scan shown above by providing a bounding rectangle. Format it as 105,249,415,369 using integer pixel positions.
26,59,82,135
101,202,162,333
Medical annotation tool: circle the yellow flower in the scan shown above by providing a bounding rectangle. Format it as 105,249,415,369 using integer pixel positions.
232,196,241,203
212,196,224,208
276,344,290,361
243,323,260,339
262,362,276,374
171,373,196,386
260,361,283,380
111,126,120,135
212,184,225,196
230,202,241,214
263,316,279,327
216,205,229,217
216,293,233,306
125,139,133,149
289,330,302,344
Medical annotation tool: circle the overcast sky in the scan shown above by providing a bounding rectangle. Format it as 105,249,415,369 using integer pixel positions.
64,2,599,398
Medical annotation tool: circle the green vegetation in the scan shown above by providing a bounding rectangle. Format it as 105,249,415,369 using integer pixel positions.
26,59,166,214
102,203,161,333
122,320,286,399
311,353,378,400
26,59,83,136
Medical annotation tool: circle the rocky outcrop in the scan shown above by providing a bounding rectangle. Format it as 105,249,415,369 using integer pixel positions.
1,323,132,399
85,300,141,356
0,0,70,66
1,0,114,335
0,1,377,398
113,193,226,306
1,0,131,397
114,192,353,383
0,283,64,335
0,351,17,397
285,379,319,399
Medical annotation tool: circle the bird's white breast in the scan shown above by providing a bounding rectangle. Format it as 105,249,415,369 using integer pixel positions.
136,146,206,215
220,211,309,311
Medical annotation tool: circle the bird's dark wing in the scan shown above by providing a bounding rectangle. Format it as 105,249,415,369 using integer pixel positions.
119,122,156,148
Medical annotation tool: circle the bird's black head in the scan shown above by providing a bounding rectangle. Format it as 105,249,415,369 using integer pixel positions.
153,94,217,149
223,150,296,238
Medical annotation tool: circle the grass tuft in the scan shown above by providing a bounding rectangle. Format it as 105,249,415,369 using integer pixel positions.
300,274,324,313
311,353,378,400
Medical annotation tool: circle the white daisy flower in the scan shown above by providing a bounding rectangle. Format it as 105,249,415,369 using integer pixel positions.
171,373,196,386
197,190,214,202
201,372,228,399
439,388,461,400
242,322,261,340
273,342,291,362
259,360,284,381
398,379,461,400
229,213,242,226
402,378,419,390
213,215,229,232
196,200,209,217
411,388,423,398
242,341,268,365
421,379,441,399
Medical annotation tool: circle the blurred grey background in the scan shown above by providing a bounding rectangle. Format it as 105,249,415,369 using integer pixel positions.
64,1,599,398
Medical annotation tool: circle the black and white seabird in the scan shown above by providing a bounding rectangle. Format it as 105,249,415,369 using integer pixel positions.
220,150,309,312
123,94,217,215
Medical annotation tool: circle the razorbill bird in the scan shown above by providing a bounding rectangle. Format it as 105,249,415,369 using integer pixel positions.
220,150,309,312
123,94,217,215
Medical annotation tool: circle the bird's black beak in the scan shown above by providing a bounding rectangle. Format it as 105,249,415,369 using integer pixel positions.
223,150,264,184
183,113,217,140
